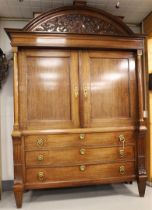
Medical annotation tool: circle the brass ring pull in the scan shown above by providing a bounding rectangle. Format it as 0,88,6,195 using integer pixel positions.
80,133,85,140
80,165,86,171
119,166,125,175
37,155,44,161
80,148,86,155
119,135,125,158
37,171,45,181
37,138,44,147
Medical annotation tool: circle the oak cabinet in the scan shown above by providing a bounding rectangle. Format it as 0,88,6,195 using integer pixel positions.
6,1,147,208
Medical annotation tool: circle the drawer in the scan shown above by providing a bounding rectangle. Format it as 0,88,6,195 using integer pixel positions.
24,131,135,150
26,162,135,184
25,146,135,167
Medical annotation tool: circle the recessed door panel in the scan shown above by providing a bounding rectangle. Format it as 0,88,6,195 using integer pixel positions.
27,57,71,121
80,50,137,128
19,49,79,129
90,57,130,119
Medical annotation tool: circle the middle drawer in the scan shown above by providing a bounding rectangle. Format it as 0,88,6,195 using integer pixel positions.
25,146,135,167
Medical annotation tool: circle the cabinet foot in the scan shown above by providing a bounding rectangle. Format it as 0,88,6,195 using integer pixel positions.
137,176,147,197
14,185,24,208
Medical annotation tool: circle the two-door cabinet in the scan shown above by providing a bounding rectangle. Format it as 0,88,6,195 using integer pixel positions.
6,1,147,208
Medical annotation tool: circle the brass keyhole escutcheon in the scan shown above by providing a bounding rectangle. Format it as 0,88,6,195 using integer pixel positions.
80,165,86,172
83,86,88,98
37,155,44,161
74,86,79,98
119,166,125,175
80,134,85,140
119,135,125,142
37,171,45,181
80,148,86,155
37,138,44,147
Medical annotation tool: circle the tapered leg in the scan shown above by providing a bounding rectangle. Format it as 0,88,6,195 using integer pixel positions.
12,136,24,208
14,185,24,208
136,125,147,197
137,176,147,197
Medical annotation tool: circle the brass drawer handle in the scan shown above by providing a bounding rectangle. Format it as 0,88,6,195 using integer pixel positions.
80,148,86,155
119,166,125,175
37,171,45,181
80,165,86,171
119,149,124,157
37,155,44,161
80,134,85,140
37,138,44,147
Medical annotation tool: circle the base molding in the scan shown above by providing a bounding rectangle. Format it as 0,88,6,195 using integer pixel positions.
2,180,152,191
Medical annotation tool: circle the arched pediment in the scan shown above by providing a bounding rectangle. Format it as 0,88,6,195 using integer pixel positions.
23,2,134,36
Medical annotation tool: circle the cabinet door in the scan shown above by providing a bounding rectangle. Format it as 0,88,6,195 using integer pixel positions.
18,49,79,129
79,50,137,128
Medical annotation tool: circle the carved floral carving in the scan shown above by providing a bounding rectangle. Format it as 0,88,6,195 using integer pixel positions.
33,14,122,35
0,49,8,88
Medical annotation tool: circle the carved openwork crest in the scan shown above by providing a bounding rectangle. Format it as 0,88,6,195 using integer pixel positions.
22,2,134,35
33,14,122,35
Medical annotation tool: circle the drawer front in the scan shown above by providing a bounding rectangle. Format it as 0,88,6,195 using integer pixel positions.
26,162,135,184
24,131,135,150
26,146,135,167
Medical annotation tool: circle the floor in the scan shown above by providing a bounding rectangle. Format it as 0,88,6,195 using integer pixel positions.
0,182,152,210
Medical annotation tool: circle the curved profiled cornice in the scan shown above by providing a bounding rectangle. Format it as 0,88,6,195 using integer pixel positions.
23,4,134,36
5,2,145,49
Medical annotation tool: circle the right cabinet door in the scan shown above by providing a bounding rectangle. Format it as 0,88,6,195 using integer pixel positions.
79,50,138,128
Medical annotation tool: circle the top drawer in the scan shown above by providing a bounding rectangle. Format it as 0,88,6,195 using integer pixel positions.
24,131,136,150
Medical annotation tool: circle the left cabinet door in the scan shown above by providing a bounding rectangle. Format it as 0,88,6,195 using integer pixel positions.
18,49,80,129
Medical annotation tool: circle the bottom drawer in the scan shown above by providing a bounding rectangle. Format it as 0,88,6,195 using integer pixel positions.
26,162,135,184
